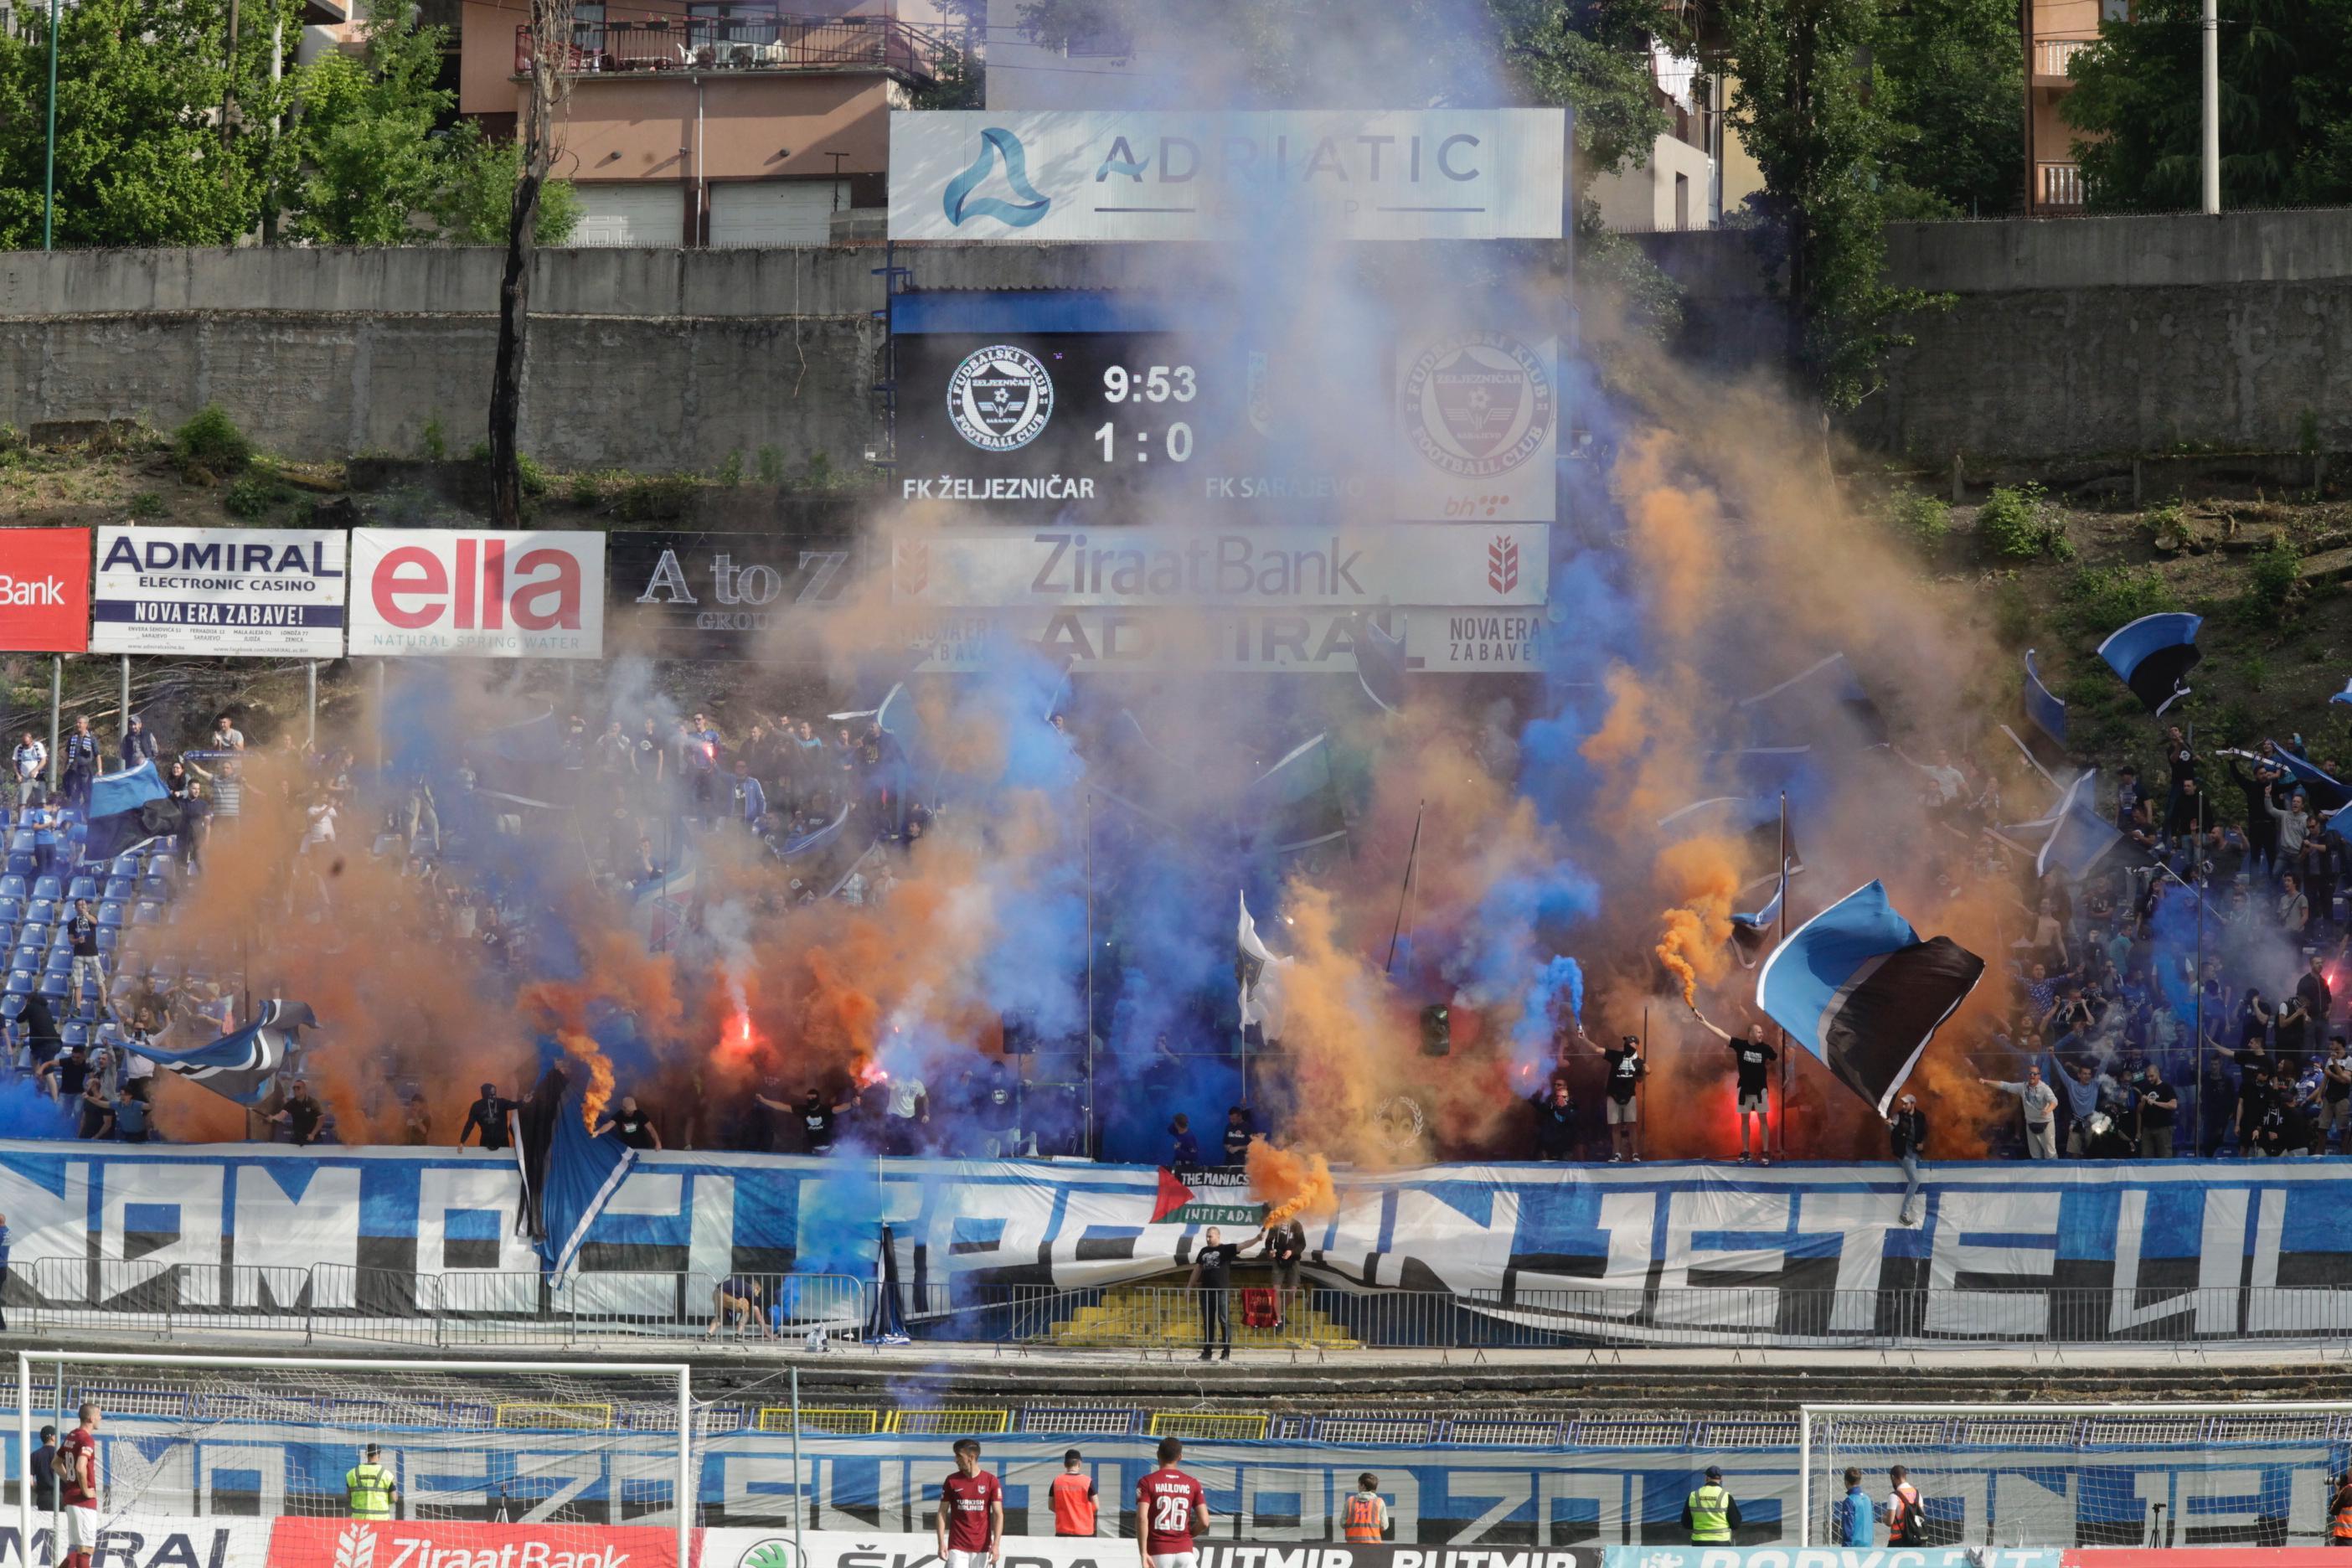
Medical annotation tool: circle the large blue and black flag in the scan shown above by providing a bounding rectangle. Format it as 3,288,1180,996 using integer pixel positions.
2034,770,2123,880
2266,744,2351,814
117,998,317,1106
515,1064,637,1281
1755,880,1985,1113
2097,612,2202,715
81,760,181,865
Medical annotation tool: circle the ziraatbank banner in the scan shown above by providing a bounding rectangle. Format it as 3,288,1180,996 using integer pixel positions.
890,526,1549,610
890,111,1568,243
348,529,606,658
90,526,347,658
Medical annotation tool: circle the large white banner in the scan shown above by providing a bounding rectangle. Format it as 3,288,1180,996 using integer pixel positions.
890,526,1549,610
890,111,1567,242
911,606,1546,674
90,527,347,658
348,529,606,659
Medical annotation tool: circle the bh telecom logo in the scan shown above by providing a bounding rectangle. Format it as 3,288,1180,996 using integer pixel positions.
943,126,1052,228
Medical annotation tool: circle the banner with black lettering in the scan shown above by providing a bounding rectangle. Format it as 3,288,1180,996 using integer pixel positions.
606,530,856,660
90,526,346,658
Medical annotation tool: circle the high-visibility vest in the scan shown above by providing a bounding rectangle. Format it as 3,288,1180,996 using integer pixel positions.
346,1463,395,1520
1687,1485,1732,1543
1050,1473,1096,1536
2333,1488,2352,1540
1343,1493,1385,1542
1887,1483,1922,1543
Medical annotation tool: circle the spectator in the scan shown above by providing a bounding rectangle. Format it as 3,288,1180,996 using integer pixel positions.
1529,1079,1577,1160
1264,1215,1306,1330
77,1067,110,1140
797,1088,851,1153
2227,751,2284,876
2324,1037,2352,1152
39,1042,90,1107
402,1093,432,1146
1168,1114,1199,1166
2267,784,2312,869
116,716,157,770
1185,1224,1259,1364
1885,1092,1926,1226
11,731,44,807
2056,1061,2102,1158
2280,874,2312,940
111,1080,150,1144
730,760,766,833
708,1276,769,1338
460,1083,513,1150
1833,1467,1873,1549
2232,1042,2274,1154
28,1423,54,1512
1592,1031,1644,1162
600,1094,662,1150
1691,1010,1777,1165
2297,953,2333,1044
210,715,245,750
2114,765,2143,831
64,900,102,1014
885,1072,928,1154
59,717,98,812
2256,1094,2294,1157
405,776,440,854
276,1079,324,1146
594,720,634,778
1979,1064,2059,1159
1222,1105,1253,1165
2136,1063,2179,1158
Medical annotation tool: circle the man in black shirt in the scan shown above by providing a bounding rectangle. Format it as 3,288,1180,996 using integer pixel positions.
1262,1218,1307,1329
1694,1010,1778,1165
1529,1079,1576,1159
59,717,98,812
2137,1064,2179,1158
1187,1224,1262,1363
1589,1032,1644,1163
797,1089,843,1153
276,1079,325,1146
2324,1037,2352,1153
1221,1106,1253,1165
38,1043,90,1105
2297,955,2333,1049
1885,1093,1927,1225
2233,1049,2274,1153
29,1425,56,1512
65,900,102,1014
460,1082,514,1152
599,1095,662,1150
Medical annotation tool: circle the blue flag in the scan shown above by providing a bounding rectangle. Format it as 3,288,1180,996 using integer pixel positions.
1355,612,1407,714
518,1067,637,1281
1756,880,1985,1113
2036,771,2123,880
2267,744,2350,815
117,998,314,1106
2098,612,2201,715
2024,648,2067,750
81,760,180,864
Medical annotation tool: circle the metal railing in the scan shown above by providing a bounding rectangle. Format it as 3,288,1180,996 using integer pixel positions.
13,1262,2352,1354
2040,160,2086,209
2035,36,2094,78
516,14,945,80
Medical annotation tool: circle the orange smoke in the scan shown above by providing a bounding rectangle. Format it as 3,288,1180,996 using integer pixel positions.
1653,837,1741,1009
1246,1137,1337,1226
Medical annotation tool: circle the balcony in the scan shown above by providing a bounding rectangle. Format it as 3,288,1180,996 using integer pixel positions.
2034,35,2093,81
2038,160,2085,209
517,13,944,84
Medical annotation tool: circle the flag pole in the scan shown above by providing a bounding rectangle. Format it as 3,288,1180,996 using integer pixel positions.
1384,801,1425,974
1776,791,1791,1160
1083,789,1095,1159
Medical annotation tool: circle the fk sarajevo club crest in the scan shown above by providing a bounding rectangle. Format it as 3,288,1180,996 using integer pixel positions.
1401,333,1555,478
947,344,1055,451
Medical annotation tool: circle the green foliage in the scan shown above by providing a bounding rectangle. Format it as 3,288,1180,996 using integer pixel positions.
420,417,446,462
221,474,281,518
1574,206,1685,345
1990,578,2034,647
756,446,785,486
285,8,452,244
2246,533,2302,608
125,492,165,519
1977,482,2066,560
2241,654,2270,690
614,472,699,523
2066,0,2352,211
1874,0,2026,217
0,0,300,248
171,405,254,479
427,124,583,245
1885,488,1951,548
1721,0,1950,412
908,8,985,111
716,450,744,487
2061,563,2181,638
569,470,606,508
515,452,550,498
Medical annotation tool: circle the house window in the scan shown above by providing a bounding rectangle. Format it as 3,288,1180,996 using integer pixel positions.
689,3,774,45
572,1,604,50
2100,0,2128,18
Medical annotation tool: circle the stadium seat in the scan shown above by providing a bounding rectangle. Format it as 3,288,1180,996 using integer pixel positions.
102,877,134,902
7,832,32,855
70,996,98,1023
31,874,59,901
132,901,162,926
36,974,66,1000
0,994,21,1021
97,902,125,928
23,900,53,926
4,972,30,996
9,946,36,973
59,1023,85,1050
95,929,117,956
67,876,96,901
4,854,31,879
43,950,70,976
109,853,140,879
0,876,23,900
0,897,18,925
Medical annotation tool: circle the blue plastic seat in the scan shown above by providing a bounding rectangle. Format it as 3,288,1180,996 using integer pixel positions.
0,897,18,925
35,973,67,1000
109,853,140,879
102,877,134,901
6,832,33,854
4,972,31,997
23,900,53,926
43,949,70,975
32,874,62,901
94,929,118,955
97,902,126,929
59,1023,85,1050
66,875,96,901
0,994,23,1021
3,855,31,879
132,901,162,926
0,876,23,900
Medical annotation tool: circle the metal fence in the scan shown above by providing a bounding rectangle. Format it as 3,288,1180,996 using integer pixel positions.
11,1261,2352,1353
515,14,948,80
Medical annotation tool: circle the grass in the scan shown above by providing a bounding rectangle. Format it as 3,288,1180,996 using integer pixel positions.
171,405,253,479
1977,482,2071,561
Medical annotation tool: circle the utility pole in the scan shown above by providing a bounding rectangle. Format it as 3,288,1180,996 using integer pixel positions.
2200,0,2220,214
42,0,59,250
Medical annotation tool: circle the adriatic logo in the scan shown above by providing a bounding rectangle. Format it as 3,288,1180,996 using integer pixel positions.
943,126,1052,229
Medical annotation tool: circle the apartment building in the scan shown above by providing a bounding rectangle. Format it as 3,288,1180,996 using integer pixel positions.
2025,0,2124,212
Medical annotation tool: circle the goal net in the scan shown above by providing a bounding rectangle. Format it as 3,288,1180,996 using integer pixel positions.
13,1352,692,1565
1802,1402,2352,1552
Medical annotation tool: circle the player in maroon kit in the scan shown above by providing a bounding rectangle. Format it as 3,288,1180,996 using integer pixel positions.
57,1402,101,1568
935,1437,1003,1568
1135,1436,1210,1568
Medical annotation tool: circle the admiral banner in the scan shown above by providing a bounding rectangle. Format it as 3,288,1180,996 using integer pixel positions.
606,531,854,660
0,1511,274,1568
911,606,1545,675
890,110,1568,243
890,527,1549,610
90,526,347,658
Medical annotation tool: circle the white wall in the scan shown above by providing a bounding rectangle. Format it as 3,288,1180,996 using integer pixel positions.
1586,132,1716,233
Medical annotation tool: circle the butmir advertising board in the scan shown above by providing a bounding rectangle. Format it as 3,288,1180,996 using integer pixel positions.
90,526,348,658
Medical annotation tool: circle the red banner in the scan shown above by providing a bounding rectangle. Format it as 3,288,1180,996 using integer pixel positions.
0,526,90,652
267,1516,695,1568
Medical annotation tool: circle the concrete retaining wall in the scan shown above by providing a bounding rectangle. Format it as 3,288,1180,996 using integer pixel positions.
4,214,2350,467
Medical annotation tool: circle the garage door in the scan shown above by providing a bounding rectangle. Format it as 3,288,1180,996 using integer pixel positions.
565,183,687,247
708,181,848,246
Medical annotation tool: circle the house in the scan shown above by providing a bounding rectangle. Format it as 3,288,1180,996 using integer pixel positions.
461,0,952,245
2024,0,2122,212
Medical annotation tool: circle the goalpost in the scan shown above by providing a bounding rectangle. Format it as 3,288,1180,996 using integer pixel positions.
15,1350,695,1565
1800,1401,2352,1551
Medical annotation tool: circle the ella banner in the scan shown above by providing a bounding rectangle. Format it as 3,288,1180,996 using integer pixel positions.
347,529,606,659
889,111,1568,243
5,1146,2352,1347
90,526,347,658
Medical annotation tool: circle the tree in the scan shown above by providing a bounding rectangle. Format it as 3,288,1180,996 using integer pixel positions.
0,0,298,248
1721,0,1943,413
2065,0,2352,210
289,10,454,245
490,0,576,526
909,0,985,111
1875,0,2025,218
